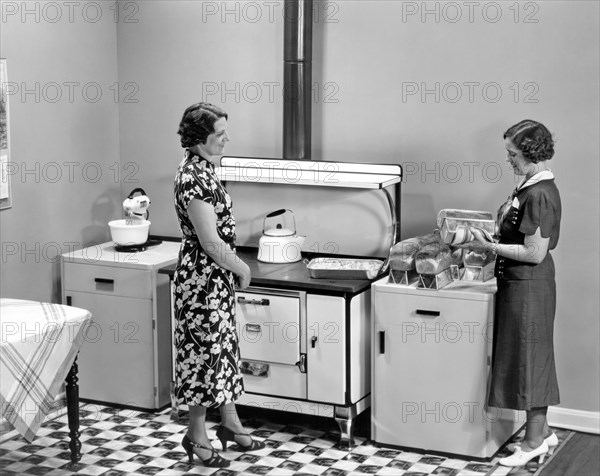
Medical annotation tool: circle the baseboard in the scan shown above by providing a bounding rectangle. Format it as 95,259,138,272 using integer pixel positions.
548,406,600,434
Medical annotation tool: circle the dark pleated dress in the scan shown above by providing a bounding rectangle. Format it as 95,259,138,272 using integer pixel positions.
172,150,244,408
489,177,561,411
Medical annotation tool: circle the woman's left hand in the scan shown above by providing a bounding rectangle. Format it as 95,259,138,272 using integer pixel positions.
454,227,495,253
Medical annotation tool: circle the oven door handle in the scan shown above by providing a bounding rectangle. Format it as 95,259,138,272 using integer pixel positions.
238,296,270,306
296,354,307,373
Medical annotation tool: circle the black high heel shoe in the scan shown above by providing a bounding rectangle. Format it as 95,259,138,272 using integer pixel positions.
216,425,266,451
181,434,230,468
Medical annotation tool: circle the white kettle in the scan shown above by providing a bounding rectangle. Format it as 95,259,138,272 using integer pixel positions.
257,209,306,263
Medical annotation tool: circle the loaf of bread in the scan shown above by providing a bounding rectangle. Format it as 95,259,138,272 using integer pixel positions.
389,233,441,271
450,246,464,266
436,209,494,228
463,249,496,267
415,242,452,275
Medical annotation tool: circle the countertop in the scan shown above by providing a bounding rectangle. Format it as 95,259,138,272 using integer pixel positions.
159,247,379,295
372,275,497,301
61,240,180,270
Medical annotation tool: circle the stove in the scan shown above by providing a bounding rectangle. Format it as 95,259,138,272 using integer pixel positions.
161,246,374,447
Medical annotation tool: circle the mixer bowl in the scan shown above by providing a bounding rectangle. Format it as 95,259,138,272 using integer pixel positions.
108,219,151,246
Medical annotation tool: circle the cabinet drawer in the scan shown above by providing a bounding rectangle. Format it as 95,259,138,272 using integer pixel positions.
375,291,491,336
63,262,152,299
236,291,301,365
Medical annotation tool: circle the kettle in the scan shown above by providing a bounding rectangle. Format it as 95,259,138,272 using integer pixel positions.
257,209,306,263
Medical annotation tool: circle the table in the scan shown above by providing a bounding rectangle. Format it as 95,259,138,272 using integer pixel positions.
0,298,91,464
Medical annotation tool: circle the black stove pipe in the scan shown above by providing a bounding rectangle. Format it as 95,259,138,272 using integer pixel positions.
283,0,313,160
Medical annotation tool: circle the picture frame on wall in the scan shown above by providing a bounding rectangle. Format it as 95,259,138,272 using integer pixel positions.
1,58,12,210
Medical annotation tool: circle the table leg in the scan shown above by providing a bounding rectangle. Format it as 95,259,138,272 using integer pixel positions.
65,357,81,465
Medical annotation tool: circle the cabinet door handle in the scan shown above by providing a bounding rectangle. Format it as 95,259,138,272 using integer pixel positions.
416,309,440,317
66,296,72,306
238,296,270,306
245,323,261,333
311,336,318,348
94,278,114,285
379,331,385,354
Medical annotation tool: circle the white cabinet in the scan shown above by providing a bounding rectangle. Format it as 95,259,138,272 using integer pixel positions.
61,241,179,410
371,278,522,459
305,292,371,406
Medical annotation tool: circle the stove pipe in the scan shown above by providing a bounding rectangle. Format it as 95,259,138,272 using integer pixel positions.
283,0,312,160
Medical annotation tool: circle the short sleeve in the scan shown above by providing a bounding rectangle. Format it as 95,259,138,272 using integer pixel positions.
179,165,216,210
519,187,557,239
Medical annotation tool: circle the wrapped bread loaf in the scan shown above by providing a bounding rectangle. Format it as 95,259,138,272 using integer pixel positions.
389,233,441,271
415,242,452,275
463,249,496,267
437,209,496,245
450,246,464,266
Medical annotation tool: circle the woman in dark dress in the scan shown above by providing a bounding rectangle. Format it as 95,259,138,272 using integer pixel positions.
173,103,264,468
464,119,561,467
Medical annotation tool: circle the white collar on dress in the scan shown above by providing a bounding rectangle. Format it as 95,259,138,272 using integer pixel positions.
516,169,554,192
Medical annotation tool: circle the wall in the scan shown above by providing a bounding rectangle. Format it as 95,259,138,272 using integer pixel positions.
0,2,121,302
116,1,599,416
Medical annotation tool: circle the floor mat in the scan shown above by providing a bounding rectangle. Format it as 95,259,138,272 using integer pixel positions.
0,405,573,476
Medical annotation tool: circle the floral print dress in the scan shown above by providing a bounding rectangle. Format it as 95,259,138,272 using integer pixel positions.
172,150,244,408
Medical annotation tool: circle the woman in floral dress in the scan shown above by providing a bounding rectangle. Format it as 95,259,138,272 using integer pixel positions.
173,103,264,468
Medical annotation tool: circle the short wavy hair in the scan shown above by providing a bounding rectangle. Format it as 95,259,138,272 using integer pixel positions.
177,102,228,148
503,119,555,164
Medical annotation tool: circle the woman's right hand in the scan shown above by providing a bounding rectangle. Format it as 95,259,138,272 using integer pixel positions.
236,262,251,290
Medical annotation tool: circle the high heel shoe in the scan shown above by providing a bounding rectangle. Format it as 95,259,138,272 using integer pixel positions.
181,434,230,468
499,440,548,467
507,432,559,455
216,425,266,452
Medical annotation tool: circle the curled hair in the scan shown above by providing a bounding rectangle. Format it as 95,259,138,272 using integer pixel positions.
177,102,228,148
503,119,555,163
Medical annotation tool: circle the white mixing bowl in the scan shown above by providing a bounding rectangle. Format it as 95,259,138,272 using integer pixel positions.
108,219,151,246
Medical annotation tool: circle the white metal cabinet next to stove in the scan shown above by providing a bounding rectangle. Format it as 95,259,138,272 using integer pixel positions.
371,277,523,459
61,241,180,410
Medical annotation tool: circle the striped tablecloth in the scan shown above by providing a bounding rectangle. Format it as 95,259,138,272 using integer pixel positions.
0,298,91,442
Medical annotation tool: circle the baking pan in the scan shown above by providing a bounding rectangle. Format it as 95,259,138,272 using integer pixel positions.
306,257,385,280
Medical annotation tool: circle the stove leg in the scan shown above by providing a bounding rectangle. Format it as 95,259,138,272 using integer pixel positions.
334,406,357,449
170,381,180,422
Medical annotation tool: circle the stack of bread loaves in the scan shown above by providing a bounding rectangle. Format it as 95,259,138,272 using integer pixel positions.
389,231,464,280
389,209,498,284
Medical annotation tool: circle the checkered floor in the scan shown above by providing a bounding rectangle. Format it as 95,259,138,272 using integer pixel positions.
0,404,572,476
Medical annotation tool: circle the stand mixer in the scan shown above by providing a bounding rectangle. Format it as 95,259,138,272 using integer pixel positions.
108,188,161,251
123,188,151,224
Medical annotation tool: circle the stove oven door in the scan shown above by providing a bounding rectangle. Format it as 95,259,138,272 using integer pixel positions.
235,287,306,399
